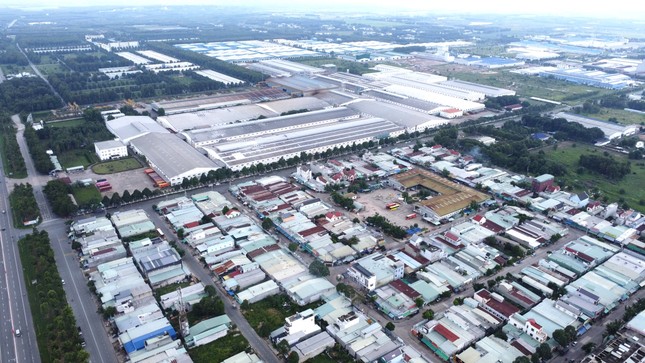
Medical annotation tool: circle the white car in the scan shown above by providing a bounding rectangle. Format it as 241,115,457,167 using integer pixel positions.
15,329,21,337
61,279,65,285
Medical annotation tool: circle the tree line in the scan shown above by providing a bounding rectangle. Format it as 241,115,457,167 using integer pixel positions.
18,230,89,363
521,114,605,143
365,213,408,239
484,95,523,110
579,153,631,180
23,127,54,174
9,183,40,224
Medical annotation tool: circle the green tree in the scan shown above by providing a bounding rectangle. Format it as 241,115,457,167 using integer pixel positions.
262,218,274,230
131,189,143,201
177,228,185,239
110,192,121,206
453,297,464,306
222,205,230,215
121,190,132,203
385,322,395,331
422,309,434,320
582,342,596,354
157,107,165,116
552,329,569,346
286,351,299,363
277,340,290,355
102,306,117,319
288,242,298,252
605,320,622,336
415,298,425,308
536,342,552,360
513,357,531,363
309,259,330,277
142,187,153,198
473,283,485,291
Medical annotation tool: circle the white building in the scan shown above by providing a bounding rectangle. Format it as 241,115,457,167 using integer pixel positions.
94,139,127,161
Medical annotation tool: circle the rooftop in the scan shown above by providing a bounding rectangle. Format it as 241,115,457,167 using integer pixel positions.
130,133,221,179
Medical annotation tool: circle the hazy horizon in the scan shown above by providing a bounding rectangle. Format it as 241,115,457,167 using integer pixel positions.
2,0,645,20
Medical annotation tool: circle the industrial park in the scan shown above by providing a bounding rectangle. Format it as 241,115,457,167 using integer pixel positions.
0,3,645,363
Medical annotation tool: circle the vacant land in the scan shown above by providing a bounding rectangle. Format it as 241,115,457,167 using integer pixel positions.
242,294,322,337
576,108,645,126
92,157,142,174
432,65,614,103
188,331,250,363
48,118,85,128
71,184,101,208
542,142,645,212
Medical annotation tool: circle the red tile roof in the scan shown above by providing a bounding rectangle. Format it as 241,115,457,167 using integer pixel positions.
298,226,327,238
434,324,459,342
390,280,421,299
527,318,541,329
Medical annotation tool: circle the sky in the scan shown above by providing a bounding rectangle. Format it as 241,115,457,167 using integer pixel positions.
5,0,645,19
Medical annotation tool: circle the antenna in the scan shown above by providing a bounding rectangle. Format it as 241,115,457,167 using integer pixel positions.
177,287,190,337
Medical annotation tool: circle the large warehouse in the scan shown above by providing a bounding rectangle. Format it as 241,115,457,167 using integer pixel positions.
203,117,403,171
384,84,486,112
157,97,331,132
129,133,223,186
345,99,449,132
182,107,360,147
106,116,170,145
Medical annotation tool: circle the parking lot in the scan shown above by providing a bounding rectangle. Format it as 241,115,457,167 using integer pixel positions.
64,166,156,196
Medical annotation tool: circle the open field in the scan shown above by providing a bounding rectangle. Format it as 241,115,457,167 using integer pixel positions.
576,108,645,126
188,331,250,363
47,118,85,128
541,142,645,212
431,65,615,103
58,149,99,168
71,184,101,207
92,157,142,174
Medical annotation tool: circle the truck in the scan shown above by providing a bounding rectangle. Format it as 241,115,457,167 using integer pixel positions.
405,213,417,220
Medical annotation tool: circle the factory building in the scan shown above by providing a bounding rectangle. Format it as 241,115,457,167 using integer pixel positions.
129,133,222,186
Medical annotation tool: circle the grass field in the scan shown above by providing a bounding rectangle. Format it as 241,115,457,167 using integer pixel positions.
92,157,142,174
48,118,85,128
577,108,645,126
31,110,54,121
36,63,65,76
71,185,101,208
542,142,645,212
189,331,250,363
432,65,614,103
58,149,99,168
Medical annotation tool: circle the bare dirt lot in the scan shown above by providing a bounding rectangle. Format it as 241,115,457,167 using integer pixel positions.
64,167,156,196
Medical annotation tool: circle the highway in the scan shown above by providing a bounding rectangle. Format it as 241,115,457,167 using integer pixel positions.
0,141,40,363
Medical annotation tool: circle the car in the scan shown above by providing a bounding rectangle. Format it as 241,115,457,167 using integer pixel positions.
2,210,5,214
15,329,21,337
61,279,65,285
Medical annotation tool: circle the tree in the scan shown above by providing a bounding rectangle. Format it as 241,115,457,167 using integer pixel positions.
110,192,121,206
352,217,360,224
513,357,531,363
536,342,552,360
309,259,330,277
221,206,230,215
415,298,425,308
494,329,507,341
276,340,290,355
582,342,596,354
177,228,185,239
262,217,274,230
385,322,395,331
453,297,463,306
473,283,485,291
564,325,577,343
102,306,117,319
157,107,165,116
286,351,299,363
422,309,434,320
552,329,569,347
288,242,298,252
131,189,143,201
142,188,153,198
605,320,622,336
121,190,132,203
487,280,497,289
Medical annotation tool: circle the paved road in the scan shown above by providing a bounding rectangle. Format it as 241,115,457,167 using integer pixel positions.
0,145,40,363
15,43,65,106
0,66,5,83
10,114,54,221
8,113,118,363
